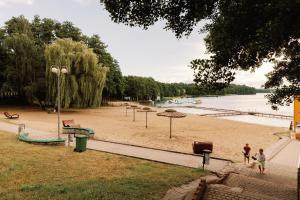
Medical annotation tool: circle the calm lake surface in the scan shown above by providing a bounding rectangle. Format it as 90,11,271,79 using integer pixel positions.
157,93,293,128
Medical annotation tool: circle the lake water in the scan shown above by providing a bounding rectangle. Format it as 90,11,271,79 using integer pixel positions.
157,93,293,128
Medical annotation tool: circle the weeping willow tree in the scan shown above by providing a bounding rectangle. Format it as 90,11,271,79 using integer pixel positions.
45,38,108,108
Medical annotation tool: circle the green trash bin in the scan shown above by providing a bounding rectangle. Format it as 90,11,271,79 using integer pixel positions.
74,134,87,152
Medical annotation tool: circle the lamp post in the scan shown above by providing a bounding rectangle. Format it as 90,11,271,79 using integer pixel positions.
51,65,68,139
202,149,212,170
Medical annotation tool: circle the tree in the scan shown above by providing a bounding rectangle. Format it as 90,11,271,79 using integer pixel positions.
0,29,9,89
31,15,57,45
45,38,108,108
2,16,44,104
100,0,300,108
85,35,124,99
55,21,82,41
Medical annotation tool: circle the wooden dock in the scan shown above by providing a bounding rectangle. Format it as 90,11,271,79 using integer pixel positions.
199,112,246,117
160,105,292,120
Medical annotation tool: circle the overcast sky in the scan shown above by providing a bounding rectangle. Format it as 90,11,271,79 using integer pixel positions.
0,0,273,88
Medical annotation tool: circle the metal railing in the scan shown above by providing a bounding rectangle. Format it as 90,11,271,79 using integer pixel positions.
297,154,300,200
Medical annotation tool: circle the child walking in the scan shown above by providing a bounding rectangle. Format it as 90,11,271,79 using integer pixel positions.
243,143,251,164
256,148,266,174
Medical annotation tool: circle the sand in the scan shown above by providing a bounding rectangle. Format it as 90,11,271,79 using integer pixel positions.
0,103,285,161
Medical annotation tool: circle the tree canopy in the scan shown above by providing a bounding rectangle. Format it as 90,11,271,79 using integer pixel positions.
100,0,300,108
45,39,108,108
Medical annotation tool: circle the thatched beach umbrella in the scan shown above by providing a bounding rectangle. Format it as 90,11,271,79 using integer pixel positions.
137,107,156,128
127,105,140,121
157,109,186,139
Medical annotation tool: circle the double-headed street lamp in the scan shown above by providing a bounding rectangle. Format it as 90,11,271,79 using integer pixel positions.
51,65,68,139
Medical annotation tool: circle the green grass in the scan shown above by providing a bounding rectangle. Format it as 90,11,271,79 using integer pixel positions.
0,132,206,200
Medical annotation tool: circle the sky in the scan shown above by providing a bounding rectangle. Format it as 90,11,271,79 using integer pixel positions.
0,0,273,88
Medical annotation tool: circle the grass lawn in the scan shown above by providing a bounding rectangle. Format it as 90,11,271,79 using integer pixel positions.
0,132,206,200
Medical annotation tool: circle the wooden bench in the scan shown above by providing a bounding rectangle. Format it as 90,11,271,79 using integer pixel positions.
4,112,19,119
62,119,94,138
193,141,213,154
62,119,80,128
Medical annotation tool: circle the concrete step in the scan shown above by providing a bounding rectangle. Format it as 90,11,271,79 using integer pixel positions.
203,184,282,200
221,162,297,187
223,173,297,200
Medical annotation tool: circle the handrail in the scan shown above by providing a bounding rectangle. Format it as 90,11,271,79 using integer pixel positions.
297,154,300,200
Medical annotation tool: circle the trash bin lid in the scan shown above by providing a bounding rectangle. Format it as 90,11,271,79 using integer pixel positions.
202,149,212,154
75,134,87,138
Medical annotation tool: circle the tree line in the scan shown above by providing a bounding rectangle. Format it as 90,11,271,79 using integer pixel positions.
123,76,260,101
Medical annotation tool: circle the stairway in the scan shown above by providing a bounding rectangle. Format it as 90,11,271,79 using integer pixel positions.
203,184,282,200
163,162,298,200
202,163,297,200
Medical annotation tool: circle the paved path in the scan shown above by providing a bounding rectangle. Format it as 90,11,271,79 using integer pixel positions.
0,121,230,172
270,140,300,168
88,140,229,171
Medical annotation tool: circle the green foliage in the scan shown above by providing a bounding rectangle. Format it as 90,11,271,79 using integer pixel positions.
100,0,215,38
0,15,119,107
123,76,160,100
122,75,257,100
100,0,300,109
45,38,108,108
85,35,124,99
1,16,45,105
158,82,256,98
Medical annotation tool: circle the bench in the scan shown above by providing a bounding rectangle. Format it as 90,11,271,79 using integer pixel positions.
193,141,213,154
18,132,65,144
4,112,19,119
62,127,95,136
62,119,80,128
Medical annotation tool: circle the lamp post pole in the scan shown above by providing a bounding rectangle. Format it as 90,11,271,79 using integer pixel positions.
51,65,67,139
57,71,61,139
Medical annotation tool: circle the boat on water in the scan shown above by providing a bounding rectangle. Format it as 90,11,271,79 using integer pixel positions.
174,100,182,104
193,99,202,104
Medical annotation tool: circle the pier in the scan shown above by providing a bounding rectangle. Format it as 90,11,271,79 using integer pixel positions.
160,105,293,120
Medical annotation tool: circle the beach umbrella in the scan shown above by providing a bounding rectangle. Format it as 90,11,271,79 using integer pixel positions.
157,109,186,139
137,107,156,128
127,105,140,121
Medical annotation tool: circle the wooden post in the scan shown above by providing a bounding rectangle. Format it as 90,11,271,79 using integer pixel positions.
146,112,148,128
169,117,172,139
133,108,135,122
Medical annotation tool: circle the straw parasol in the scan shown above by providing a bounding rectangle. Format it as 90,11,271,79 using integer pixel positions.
127,105,140,121
137,107,156,128
157,109,186,139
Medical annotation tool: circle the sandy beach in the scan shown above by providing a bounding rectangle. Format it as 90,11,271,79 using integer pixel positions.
0,104,285,161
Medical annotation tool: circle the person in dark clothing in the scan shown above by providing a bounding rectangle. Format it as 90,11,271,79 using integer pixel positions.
243,143,251,164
